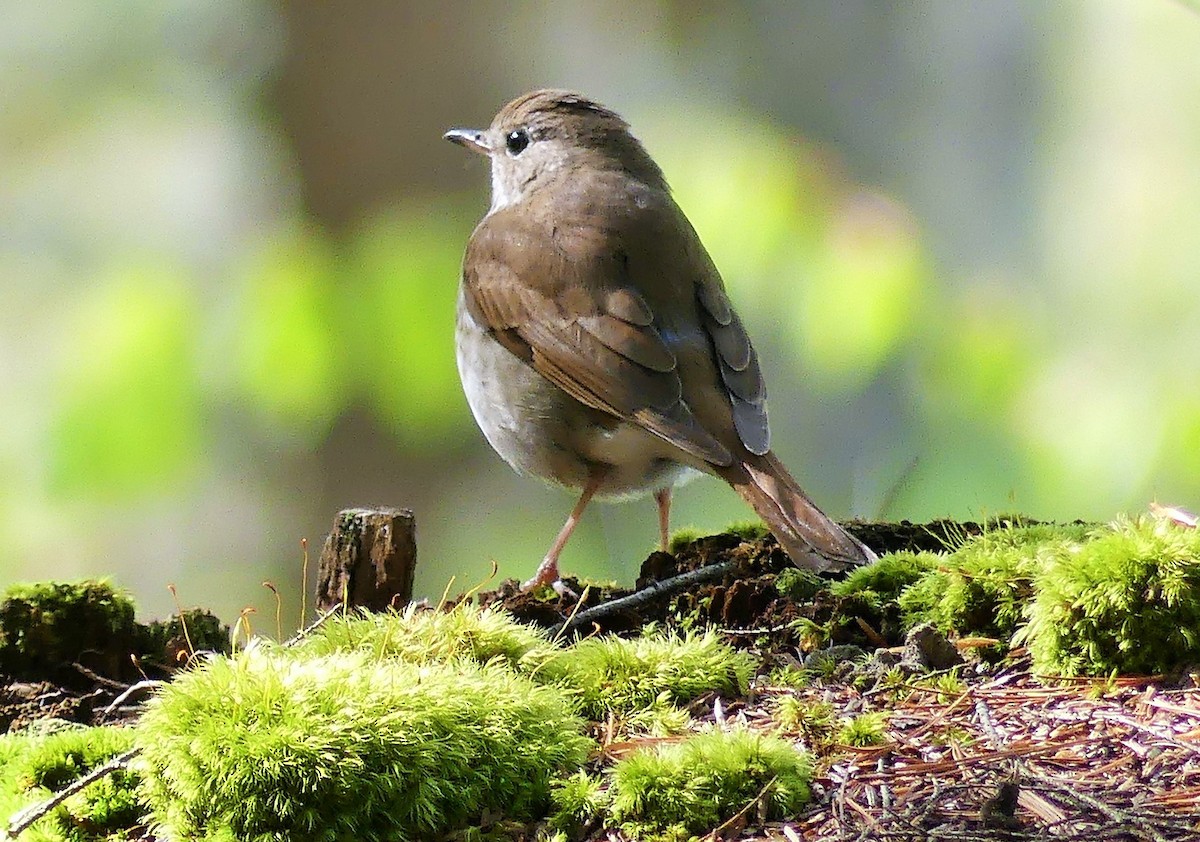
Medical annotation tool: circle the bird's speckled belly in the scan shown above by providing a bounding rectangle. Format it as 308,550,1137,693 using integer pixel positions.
455,293,699,499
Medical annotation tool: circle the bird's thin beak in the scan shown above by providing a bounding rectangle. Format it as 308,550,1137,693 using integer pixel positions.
444,128,491,156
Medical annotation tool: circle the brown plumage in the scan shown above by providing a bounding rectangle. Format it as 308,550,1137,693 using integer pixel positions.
447,90,875,588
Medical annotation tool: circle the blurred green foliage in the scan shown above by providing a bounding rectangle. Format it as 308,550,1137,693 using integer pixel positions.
40,206,473,503
340,208,472,439
49,266,201,497
231,229,347,439
3,2,1200,621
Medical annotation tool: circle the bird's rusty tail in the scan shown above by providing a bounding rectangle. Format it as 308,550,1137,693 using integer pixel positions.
717,452,875,572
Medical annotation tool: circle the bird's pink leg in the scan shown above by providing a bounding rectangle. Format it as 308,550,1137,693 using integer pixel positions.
655,487,672,552
523,470,606,590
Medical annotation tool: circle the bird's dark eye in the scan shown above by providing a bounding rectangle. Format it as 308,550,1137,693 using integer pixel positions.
505,129,530,155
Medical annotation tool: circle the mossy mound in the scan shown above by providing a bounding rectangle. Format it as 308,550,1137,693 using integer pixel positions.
898,523,1091,640
294,600,553,668
0,725,138,841
1020,518,1200,676
550,728,813,842
140,608,231,666
0,581,138,683
0,579,231,685
133,605,764,840
538,627,755,720
136,648,592,841
606,728,811,841
843,517,1200,676
831,550,941,605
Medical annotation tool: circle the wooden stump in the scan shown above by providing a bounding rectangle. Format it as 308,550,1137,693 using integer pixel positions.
314,507,416,613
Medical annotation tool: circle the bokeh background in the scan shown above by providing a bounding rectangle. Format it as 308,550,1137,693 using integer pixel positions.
3,1,1199,625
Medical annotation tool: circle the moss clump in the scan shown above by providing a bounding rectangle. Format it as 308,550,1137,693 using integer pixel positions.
551,729,814,840
874,518,1200,676
831,551,940,603
296,601,552,669
130,608,764,840
898,524,1089,639
139,608,231,666
774,567,825,601
0,580,138,681
607,728,812,841
772,696,836,743
0,725,139,841
764,664,811,689
549,770,608,836
836,711,889,747
667,527,705,555
0,579,233,680
725,519,769,543
1020,518,1200,676
540,628,754,720
136,648,592,841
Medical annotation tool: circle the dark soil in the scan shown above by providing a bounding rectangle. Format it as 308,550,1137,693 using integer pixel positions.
476,519,972,647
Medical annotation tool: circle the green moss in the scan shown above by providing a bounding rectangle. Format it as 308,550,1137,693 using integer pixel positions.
139,608,231,665
0,600,817,840
136,648,592,841
772,696,835,741
764,664,811,689
540,628,754,720
774,567,825,601
0,579,234,680
1020,518,1200,676
0,608,759,841
831,551,940,602
608,728,812,841
923,670,967,703
0,581,138,680
619,705,692,737
873,518,1200,676
0,726,139,841
970,520,1093,549
835,711,889,747
725,519,768,542
296,602,552,669
548,771,608,835
667,527,704,555
897,523,1090,639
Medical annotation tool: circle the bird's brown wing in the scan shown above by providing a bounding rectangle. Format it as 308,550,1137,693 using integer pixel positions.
695,275,769,456
462,212,733,467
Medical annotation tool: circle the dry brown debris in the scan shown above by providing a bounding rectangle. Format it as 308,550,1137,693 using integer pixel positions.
749,666,1200,840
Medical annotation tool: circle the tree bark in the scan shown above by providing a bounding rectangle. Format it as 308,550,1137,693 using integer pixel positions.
315,507,416,613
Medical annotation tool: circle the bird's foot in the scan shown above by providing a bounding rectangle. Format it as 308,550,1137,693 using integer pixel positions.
521,559,577,597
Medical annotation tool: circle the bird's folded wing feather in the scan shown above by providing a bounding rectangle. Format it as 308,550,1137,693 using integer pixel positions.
696,277,770,456
463,217,735,467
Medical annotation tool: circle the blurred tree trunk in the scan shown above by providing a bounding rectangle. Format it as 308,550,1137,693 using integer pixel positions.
271,2,517,549
273,1,507,231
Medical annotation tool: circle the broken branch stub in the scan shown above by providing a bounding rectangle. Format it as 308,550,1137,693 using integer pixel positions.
315,507,416,614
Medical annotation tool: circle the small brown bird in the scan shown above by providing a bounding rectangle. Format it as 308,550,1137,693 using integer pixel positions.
446,90,874,589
